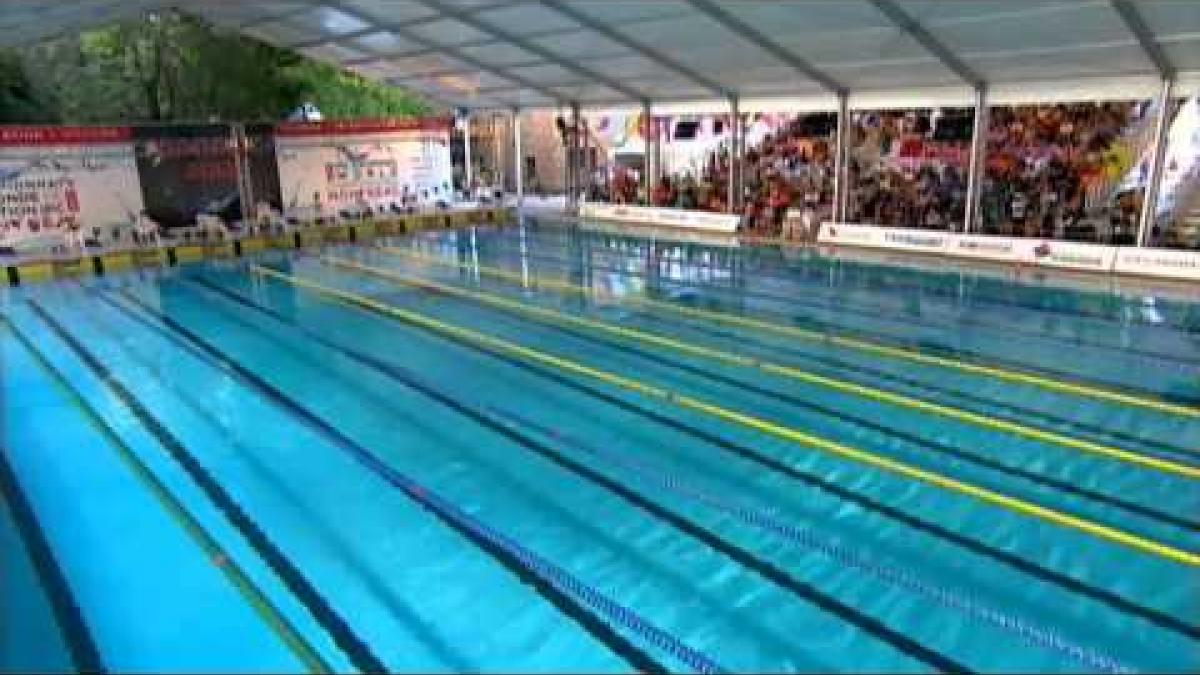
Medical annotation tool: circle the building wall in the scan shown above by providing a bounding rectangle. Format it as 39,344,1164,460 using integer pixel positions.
480,111,567,194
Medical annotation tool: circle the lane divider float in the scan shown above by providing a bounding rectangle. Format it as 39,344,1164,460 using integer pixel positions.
490,408,1129,674
378,245,1200,420
0,317,332,674
329,255,1200,480
102,290,722,675
249,264,1200,568
184,277,971,672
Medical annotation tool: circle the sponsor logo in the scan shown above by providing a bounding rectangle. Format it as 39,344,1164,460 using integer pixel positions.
1050,252,1105,266
1120,253,1200,269
883,232,944,248
954,238,1013,254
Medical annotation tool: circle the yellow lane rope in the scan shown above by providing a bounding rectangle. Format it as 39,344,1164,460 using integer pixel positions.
250,263,1200,567
378,245,1200,420
341,254,1200,479
0,318,332,673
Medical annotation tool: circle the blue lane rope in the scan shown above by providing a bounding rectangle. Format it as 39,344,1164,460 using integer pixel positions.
98,288,725,675
182,276,967,672
410,481,725,675
488,408,1134,675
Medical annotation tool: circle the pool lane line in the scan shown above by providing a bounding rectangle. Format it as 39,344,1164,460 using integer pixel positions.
0,317,328,674
511,225,1168,329
392,285,1198,535
70,288,476,673
0,385,106,673
388,242,1200,410
638,307,1200,466
86,293,674,675
339,269,1200,535
378,245,1200,420
379,241,1200,451
23,301,381,674
104,292,707,675
331,256,1200,482
188,277,1128,673
254,264,1200,568
394,243,1200,466
183,278,969,674
178,279,856,672
442,239,1200,369
490,408,1131,674
221,275,1200,643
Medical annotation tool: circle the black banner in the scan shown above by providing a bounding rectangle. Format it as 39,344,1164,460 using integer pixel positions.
133,124,239,229
245,123,282,212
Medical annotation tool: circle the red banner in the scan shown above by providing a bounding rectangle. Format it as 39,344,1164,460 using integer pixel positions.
275,117,451,137
0,126,133,145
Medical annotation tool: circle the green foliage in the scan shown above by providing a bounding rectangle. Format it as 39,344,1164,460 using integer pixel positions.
0,10,431,124
0,51,45,123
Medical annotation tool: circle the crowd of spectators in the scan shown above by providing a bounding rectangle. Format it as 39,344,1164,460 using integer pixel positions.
584,101,1154,244
594,113,837,236
979,101,1147,243
846,109,972,230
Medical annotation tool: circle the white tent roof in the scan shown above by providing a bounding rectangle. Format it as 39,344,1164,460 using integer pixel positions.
4,0,1199,111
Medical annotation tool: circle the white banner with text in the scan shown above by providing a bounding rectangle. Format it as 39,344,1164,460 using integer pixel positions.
0,126,143,250
818,222,1200,280
275,119,453,218
580,202,740,232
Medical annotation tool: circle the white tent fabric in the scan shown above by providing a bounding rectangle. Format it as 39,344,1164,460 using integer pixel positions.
2,0,1198,110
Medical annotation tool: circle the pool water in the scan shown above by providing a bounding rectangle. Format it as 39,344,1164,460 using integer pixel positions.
2,216,1197,673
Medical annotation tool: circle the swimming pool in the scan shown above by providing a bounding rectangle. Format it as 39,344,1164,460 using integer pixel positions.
2,215,1197,673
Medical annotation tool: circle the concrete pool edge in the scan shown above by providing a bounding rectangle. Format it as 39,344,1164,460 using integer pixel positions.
1,207,514,287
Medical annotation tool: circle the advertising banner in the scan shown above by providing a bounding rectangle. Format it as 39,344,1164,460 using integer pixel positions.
945,233,1023,262
133,124,240,229
0,126,142,251
1013,239,1117,272
274,118,452,218
1113,247,1200,281
580,202,740,233
820,223,1126,275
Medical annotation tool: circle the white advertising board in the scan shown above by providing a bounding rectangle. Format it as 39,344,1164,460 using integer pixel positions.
945,233,1024,262
1012,239,1117,273
1113,247,1200,281
0,126,143,248
820,223,1128,275
275,119,453,216
581,202,740,232
818,222,950,253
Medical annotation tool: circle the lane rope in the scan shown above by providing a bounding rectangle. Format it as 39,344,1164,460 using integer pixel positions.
250,263,1200,568
28,300,388,674
443,238,1199,369
0,317,331,674
330,255,1200,480
225,273,1200,641
397,239,1200,464
489,408,1131,674
107,290,721,675
186,276,968,672
378,245,1200,420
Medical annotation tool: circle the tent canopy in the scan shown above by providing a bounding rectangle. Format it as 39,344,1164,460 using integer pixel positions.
4,0,1199,111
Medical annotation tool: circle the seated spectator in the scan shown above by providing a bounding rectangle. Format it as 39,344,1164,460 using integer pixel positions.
652,177,676,207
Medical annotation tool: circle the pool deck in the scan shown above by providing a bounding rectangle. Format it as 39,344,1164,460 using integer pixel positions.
0,207,511,287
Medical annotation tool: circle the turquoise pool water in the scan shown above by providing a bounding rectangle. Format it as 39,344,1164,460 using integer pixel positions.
2,216,1197,673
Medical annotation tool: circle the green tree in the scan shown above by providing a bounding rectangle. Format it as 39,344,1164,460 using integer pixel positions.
0,9,431,124
0,51,45,123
